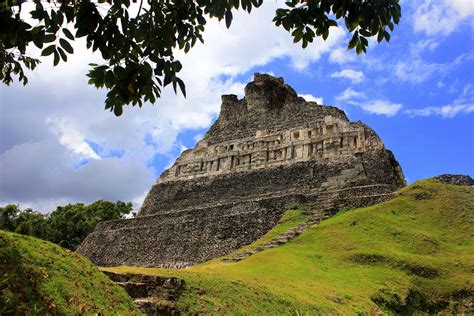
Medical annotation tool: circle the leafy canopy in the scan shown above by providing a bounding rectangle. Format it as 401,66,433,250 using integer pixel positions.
0,0,401,116
0,200,133,250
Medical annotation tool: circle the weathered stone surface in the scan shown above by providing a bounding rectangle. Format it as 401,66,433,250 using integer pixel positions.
78,74,406,268
79,200,287,267
434,174,474,186
103,271,183,315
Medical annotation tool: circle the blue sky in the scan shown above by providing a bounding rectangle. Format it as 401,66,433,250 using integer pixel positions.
1,0,473,212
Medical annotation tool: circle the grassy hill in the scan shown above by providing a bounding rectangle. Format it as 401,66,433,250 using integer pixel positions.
0,230,140,315
105,179,474,314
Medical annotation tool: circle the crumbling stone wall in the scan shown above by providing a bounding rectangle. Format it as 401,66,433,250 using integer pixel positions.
434,174,474,186
78,74,406,268
79,200,287,267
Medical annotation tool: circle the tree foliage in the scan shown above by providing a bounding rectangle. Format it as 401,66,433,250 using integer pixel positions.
0,0,401,116
0,200,133,250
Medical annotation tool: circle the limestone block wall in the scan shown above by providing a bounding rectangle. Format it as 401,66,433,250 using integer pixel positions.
79,199,288,267
140,149,403,216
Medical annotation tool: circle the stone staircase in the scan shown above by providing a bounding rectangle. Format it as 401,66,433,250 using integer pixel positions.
103,271,184,315
223,191,339,264
220,186,396,264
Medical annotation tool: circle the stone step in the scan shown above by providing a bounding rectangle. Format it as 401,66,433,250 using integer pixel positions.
103,270,131,282
266,242,279,248
222,207,335,263
117,281,180,301
133,298,156,314
133,298,179,316
103,271,185,314
234,254,250,259
293,228,305,235
222,258,242,263
117,282,149,299
271,238,289,244
104,271,184,289
310,216,330,222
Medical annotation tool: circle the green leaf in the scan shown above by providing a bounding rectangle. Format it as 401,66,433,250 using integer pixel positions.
172,79,178,94
44,34,56,43
348,33,358,50
59,38,74,54
62,28,74,40
53,50,60,66
104,71,115,88
113,105,123,116
377,30,384,43
163,73,172,86
41,45,56,56
197,15,206,25
57,46,67,62
275,8,287,16
360,37,368,46
359,29,371,37
225,10,233,29
176,77,186,98
302,39,308,49
33,37,44,49
292,27,304,43
393,13,400,24
322,28,329,40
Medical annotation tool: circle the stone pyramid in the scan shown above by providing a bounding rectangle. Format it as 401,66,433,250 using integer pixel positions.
78,74,405,268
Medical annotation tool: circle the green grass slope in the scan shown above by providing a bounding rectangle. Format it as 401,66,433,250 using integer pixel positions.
106,179,474,315
0,230,140,315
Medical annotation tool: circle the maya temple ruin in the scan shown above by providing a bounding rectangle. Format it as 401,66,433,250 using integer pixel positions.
78,73,406,268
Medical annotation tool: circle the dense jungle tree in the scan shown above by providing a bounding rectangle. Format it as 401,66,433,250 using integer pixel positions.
0,200,133,249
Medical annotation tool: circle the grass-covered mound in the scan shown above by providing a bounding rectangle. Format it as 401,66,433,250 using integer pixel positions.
0,230,140,315
106,179,474,314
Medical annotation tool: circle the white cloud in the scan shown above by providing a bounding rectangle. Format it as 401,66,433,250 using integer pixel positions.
328,48,356,64
359,100,403,117
405,84,474,118
394,51,474,84
330,69,364,83
335,88,365,102
299,94,324,104
414,0,474,36
335,88,401,116
48,118,101,160
394,59,438,84
0,139,154,213
173,2,345,77
406,104,474,118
